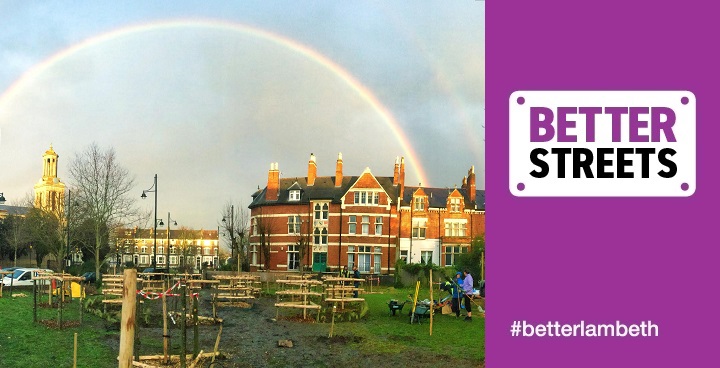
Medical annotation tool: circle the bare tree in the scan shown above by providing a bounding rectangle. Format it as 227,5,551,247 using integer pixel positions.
68,143,137,282
220,202,250,271
254,212,277,271
176,226,197,273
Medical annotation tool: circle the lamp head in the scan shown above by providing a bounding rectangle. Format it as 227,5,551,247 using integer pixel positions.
222,217,226,223
141,192,147,199
158,219,164,226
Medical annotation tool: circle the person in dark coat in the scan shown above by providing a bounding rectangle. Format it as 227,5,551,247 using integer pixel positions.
352,265,361,298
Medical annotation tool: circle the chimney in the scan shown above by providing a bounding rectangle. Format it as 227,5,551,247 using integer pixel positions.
266,162,280,200
308,153,317,186
393,156,400,185
461,176,467,189
399,157,406,200
468,166,476,203
335,152,343,187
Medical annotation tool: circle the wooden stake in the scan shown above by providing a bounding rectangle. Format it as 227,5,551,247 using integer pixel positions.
162,291,169,364
481,251,485,280
193,296,199,358
211,325,223,365
180,284,187,368
33,279,37,323
188,350,204,368
118,269,138,368
73,332,78,368
429,269,433,336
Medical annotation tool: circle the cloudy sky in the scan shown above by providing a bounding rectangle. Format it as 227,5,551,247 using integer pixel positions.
0,1,485,235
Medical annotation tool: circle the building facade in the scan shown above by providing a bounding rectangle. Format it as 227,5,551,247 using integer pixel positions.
114,227,220,270
247,153,485,274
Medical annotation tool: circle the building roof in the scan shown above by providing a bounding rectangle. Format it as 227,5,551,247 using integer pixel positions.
0,205,31,217
116,228,218,240
401,186,485,211
249,175,400,208
249,175,485,211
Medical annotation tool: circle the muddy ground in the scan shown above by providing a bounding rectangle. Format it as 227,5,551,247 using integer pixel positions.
111,290,483,368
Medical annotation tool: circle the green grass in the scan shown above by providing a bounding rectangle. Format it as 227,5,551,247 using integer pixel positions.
333,287,485,362
0,288,117,368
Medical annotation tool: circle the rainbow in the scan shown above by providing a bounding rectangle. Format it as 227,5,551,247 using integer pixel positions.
0,18,429,186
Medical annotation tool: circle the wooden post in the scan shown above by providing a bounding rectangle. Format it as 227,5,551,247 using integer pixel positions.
118,268,137,368
162,291,169,364
79,291,83,324
481,251,485,280
211,325,223,365
48,280,52,305
134,293,140,362
73,332,78,368
180,283,187,368
429,269,433,336
59,280,64,330
33,279,37,323
193,295,199,358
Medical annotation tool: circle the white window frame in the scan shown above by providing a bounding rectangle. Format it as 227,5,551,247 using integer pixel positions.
374,216,383,235
289,190,301,201
348,215,357,234
361,216,370,235
288,215,301,234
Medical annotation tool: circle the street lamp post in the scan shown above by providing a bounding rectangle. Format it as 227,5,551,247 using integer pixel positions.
141,174,159,269
163,212,177,273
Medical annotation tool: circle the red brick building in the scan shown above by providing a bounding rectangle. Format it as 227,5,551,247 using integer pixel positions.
247,153,484,274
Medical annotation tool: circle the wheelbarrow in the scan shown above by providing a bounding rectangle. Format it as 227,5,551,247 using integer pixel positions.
387,299,410,316
410,303,431,324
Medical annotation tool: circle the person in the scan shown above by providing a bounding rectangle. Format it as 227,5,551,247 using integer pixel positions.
462,268,474,321
340,266,349,278
451,271,463,318
352,265,360,298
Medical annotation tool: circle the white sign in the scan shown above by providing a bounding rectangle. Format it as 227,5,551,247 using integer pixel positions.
509,91,696,197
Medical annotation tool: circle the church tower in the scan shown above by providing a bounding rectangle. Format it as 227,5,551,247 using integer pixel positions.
34,144,66,214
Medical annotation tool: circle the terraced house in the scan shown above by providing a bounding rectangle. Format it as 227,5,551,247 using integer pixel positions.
247,153,485,274
114,227,219,270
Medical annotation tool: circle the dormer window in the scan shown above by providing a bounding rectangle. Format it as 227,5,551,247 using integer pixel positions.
449,197,462,212
289,190,301,201
414,196,425,211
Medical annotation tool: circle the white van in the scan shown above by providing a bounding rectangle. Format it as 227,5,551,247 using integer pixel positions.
1,268,53,286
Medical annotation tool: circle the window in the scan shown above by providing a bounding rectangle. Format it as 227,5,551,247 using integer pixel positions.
444,220,468,237
157,255,165,265
361,216,370,235
251,244,258,265
170,255,178,265
353,191,379,205
449,197,462,212
140,255,149,265
252,218,257,236
287,245,300,270
170,246,176,254
348,216,357,234
400,250,408,263
444,245,468,266
412,220,427,239
124,246,130,253
141,246,147,254
313,228,328,245
374,216,383,235
204,247,211,255
414,197,425,211
288,215,301,234
314,203,329,220
158,246,164,255
348,246,355,270
289,190,301,201
421,251,433,265
348,246,382,273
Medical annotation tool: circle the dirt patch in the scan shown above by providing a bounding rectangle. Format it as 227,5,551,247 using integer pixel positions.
101,289,482,368
38,319,81,329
